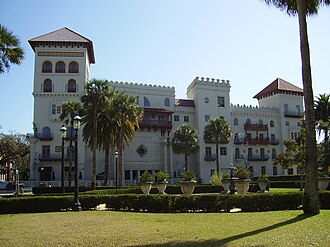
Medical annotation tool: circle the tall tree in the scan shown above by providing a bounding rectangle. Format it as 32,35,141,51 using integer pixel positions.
81,79,112,189
59,101,84,187
263,0,330,215
203,117,231,173
0,25,24,74
171,124,199,171
111,92,143,188
315,93,330,142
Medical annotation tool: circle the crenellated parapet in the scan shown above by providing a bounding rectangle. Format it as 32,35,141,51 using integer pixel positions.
231,103,279,118
187,76,231,93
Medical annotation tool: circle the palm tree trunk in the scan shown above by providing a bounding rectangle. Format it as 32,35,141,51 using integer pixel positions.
184,153,188,171
104,146,110,185
91,107,98,190
296,0,319,215
216,141,219,173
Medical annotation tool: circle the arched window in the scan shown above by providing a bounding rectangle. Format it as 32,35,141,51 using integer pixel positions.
234,118,238,126
144,97,150,107
55,61,65,73
270,120,274,127
69,62,79,73
42,127,51,138
235,148,240,159
43,79,52,92
68,79,76,93
245,119,251,125
164,98,170,106
42,61,52,73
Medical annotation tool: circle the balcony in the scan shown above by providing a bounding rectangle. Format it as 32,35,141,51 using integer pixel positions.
284,111,302,118
234,138,245,145
31,133,53,141
270,138,280,145
204,154,216,161
245,137,270,145
38,153,74,161
244,123,268,131
247,154,269,161
139,108,173,136
235,155,245,160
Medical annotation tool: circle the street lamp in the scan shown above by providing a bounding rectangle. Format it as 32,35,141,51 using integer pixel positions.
73,115,82,211
115,150,118,188
60,125,67,193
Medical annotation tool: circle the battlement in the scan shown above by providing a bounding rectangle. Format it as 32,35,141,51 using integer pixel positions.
109,80,175,92
187,76,230,93
231,103,278,114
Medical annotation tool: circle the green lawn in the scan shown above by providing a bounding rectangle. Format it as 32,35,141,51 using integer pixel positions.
0,210,329,247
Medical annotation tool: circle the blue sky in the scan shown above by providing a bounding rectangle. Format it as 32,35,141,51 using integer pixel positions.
1,0,329,135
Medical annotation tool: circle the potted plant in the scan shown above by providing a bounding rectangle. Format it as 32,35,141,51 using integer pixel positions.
155,171,169,194
318,170,329,191
180,170,197,195
257,174,269,193
220,173,231,194
140,171,153,194
234,167,251,194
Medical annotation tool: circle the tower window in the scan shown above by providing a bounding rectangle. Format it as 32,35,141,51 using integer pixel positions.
55,61,65,73
164,98,170,106
69,62,79,73
43,79,52,92
144,97,150,107
68,79,76,93
42,61,52,73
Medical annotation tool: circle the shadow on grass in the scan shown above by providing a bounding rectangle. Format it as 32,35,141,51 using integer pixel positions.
130,213,314,247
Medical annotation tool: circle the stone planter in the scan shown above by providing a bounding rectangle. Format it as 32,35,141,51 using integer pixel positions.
156,181,168,194
140,182,153,194
318,177,330,191
180,181,197,195
258,180,268,193
234,179,251,194
221,179,231,194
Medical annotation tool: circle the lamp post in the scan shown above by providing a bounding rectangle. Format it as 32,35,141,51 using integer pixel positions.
115,150,118,188
73,115,82,211
60,125,67,193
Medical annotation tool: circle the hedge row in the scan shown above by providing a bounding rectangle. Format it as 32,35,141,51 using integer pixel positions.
1,192,329,214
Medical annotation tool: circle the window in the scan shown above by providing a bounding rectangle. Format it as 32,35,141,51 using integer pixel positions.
246,119,251,125
42,61,52,73
210,169,215,176
270,120,274,127
174,115,179,122
259,133,264,139
234,118,238,126
135,96,139,104
68,79,76,93
205,147,212,157
272,148,276,159
125,170,130,180
164,98,170,106
43,79,52,92
66,127,74,140
68,62,79,73
284,104,289,114
42,145,50,158
51,104,56,114
285,121,290,126
204,97,209,103
55,146,62,152
235,148,240,159
217,96,225,107
56,105,61,114
296,105,301,114
273,165,277,175
55,61,65,73
259,119,263,125
271,134,275,142
205,115,210,122
220,147,227,156
291,132,298,140
260,148,265,157
144,97,150,107
248,148,252,157
42,127,51,138
184,116,189,122
261,166,266,175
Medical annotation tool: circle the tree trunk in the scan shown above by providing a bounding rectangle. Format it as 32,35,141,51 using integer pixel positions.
118,121,125,188
91,107,98,190
216,141,220,173
184,153,188,171
104,146,110,185
296,0,319,215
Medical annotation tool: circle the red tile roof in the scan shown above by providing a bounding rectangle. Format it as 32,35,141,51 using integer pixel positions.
175,99,195,107
28,27,95,64
253,78,303,100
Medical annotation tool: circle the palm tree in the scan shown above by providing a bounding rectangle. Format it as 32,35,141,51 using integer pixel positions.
97,87,118,185
263,0,330,216
203,117,231,173
111,92,143,188
81,79,112,189
315,93,330,142
171,124,199,171
59,101,83,187
0,25,24,74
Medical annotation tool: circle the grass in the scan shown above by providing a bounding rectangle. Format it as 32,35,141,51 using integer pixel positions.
268,188,302,193
0,210,329,247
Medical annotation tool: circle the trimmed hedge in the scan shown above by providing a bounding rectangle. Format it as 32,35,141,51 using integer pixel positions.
1,192,329,214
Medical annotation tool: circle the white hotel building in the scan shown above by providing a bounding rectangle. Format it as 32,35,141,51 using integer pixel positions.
28,28,303,184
